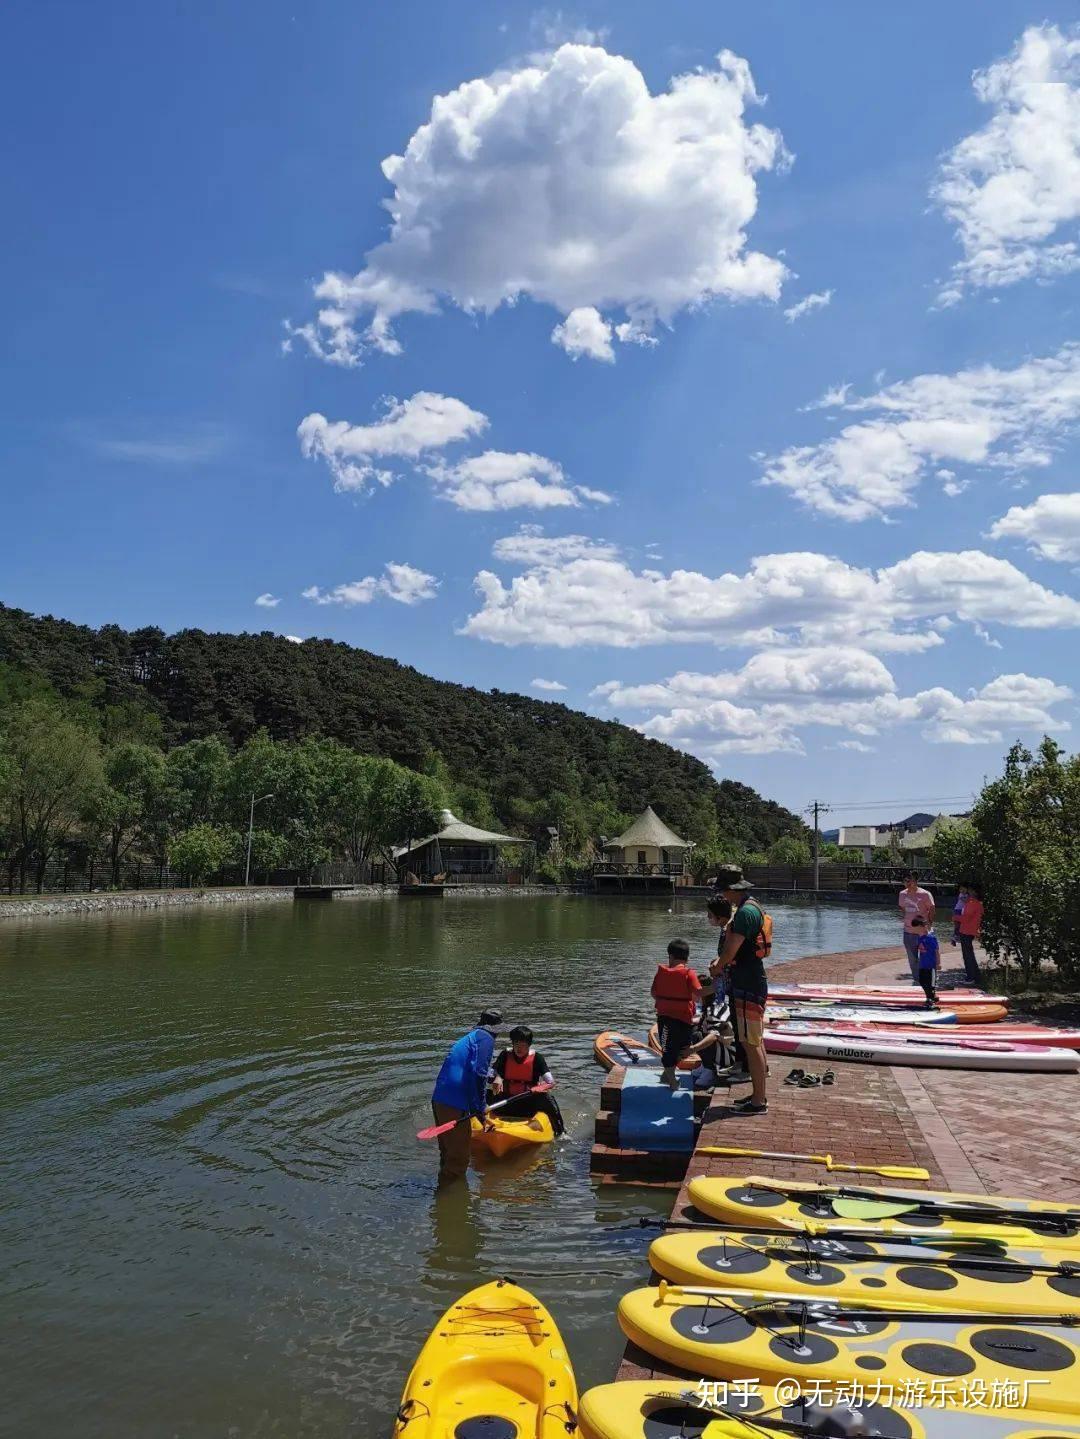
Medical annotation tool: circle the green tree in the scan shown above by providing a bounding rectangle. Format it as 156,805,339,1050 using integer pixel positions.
164,736,230,831
767,834,812,866
93,741,166,887
169,823,237,885
929,738,1080,985
0,699,103,891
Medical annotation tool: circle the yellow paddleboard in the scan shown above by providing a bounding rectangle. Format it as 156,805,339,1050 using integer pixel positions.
688,1175,1080,1250
579,1379,1080,1439
649,1228,1080,1317
618,1284,1080,1413
470,1111,555,1158
391,1279,577,1438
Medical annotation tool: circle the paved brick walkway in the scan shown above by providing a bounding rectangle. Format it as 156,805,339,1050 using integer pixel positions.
615,942,1080,1383
856,952,1080,1201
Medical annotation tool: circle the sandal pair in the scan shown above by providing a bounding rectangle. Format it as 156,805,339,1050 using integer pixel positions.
784,1067,836,1088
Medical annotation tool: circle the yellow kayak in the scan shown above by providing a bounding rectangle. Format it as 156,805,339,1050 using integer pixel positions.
688,1174,1080,1249
648,1227,1080,1317
579,1379,1080,1439
470,1110,555,1158
618,1283,1080,1412
391,1279,577,1438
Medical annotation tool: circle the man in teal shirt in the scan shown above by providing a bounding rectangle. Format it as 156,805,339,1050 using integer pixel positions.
710,881,769,1115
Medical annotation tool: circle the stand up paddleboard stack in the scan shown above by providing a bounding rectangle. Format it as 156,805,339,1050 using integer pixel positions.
389,1172,1080,1437
762,981,1080,1072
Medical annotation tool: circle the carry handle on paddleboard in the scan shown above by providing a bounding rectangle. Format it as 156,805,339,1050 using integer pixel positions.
417,1081,554,1140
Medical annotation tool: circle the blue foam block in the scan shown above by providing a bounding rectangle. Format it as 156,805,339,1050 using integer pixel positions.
617,1070,696,1152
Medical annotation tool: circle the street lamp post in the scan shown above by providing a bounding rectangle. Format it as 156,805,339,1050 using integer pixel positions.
244,793,275,887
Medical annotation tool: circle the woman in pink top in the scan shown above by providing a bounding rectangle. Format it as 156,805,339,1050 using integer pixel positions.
899,872,935,982
957,883,984,985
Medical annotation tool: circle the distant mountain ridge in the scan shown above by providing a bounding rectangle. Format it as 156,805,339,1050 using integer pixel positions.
0,602,804,850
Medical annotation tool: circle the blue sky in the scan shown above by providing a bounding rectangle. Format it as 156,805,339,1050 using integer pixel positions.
3,1,1079,824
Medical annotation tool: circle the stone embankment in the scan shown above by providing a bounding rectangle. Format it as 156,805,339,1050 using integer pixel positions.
0,882,559,920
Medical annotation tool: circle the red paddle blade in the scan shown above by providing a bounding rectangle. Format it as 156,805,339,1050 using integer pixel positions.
417,1118,461,1141
416,1081,555,1140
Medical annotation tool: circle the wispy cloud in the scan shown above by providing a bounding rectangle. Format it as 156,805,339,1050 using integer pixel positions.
91,424,228,465
302,562,439,608
783,289,833,323
531,678,568,691
255,593,281,609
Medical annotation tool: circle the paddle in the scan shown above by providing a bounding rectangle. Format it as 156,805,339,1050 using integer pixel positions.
697,1146,929,1180
416,1082,554,1140
748,1178,1080,1231
630,1218,1011,1251
651,1227,1078,1278
615,1037,642,1065
654,1281,1080,1325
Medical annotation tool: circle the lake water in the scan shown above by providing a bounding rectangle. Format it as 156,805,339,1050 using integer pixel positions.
1,893,900,1438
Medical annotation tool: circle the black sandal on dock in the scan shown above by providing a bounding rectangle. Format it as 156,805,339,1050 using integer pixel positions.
822,1069,836,1085
798,1073,821,1087
783,1068,805,1085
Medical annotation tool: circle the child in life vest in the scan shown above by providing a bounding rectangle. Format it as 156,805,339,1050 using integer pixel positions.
652,938,701,1089
490,1025,564,1134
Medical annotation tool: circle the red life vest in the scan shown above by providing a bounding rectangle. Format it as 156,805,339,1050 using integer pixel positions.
502,1048,540,1097
652,963,699,1022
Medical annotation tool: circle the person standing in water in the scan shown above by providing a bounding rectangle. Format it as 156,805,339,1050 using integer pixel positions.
430,1008,502,1184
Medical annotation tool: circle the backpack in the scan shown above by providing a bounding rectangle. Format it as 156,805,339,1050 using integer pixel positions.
746,902,773,960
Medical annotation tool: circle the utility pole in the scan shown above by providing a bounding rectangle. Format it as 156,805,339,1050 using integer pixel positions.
807,800,831,893
244,793,275,887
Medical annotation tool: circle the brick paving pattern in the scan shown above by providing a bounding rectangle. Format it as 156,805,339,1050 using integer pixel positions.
615,942,1080,1382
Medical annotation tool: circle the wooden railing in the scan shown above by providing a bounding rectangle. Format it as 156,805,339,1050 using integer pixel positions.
592,862,686,877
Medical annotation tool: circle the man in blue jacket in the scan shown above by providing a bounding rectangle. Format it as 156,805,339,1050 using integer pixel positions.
430,1008,502,1183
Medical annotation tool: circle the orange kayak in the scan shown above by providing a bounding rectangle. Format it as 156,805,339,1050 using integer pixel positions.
593,1030,699,1072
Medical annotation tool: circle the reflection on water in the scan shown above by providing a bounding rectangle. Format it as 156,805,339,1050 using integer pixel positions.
0,894,896,1437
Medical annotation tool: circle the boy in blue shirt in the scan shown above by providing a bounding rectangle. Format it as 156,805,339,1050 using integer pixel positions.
910,918,939,1009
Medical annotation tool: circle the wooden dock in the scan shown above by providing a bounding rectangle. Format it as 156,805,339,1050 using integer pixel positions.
293,884,360,900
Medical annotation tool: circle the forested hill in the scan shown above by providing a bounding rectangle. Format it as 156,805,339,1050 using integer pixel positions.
0,603,802,848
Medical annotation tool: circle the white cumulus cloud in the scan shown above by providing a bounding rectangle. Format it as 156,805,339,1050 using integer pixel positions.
594,661,1072,757
426,451,610,511
254,593,281,608
288,44,789,364
988,492,1080,563
302,562,438,608
551,307,615,362
299,395,605,512
783,289,833,322
461,529,1080,651
531,678,568,691
298,392,488,495
760,343,1080,520
932,25,1080,304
